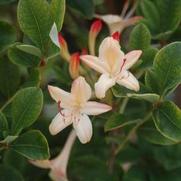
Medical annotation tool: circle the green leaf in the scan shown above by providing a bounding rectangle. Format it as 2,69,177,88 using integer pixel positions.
11,87,43,135
129,23,151,51
0,112,8,139
18,0,52,53
67,0,94,18
127,93,160,103
10,130,50,160
0,165,24,181
145,42,181,96
105,113,139,132
153,101,181,142
138,121,177,145
0,58,20,97
8,45,40,67
50,0,65,31
139,0,181,39
139,47,158,69
0,21,16,52
16,44,42,58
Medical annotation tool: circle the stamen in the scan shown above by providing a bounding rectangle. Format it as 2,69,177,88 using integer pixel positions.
57,100,65,117
120,58,126,71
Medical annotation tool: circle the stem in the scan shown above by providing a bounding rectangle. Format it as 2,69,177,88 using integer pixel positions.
119,97,129,113
115,112,152,155
46,52,60,62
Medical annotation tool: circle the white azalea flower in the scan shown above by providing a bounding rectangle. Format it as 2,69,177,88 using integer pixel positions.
95,0,142,34
48,76,112,144
80,37,142,99
30,130,76,181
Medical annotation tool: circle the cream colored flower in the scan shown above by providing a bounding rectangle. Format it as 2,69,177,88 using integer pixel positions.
95,0,142,34
48,76,112,143
81,37,142,99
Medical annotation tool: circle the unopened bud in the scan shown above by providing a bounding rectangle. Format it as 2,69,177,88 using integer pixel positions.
58,33,70,62
112,31,121,41
89,19,102,55
69,52,80,79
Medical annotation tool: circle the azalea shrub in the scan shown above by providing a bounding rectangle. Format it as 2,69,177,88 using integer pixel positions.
0,0,181,180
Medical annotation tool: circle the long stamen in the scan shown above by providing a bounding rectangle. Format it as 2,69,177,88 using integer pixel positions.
121,0,130,18
120,58,126,71
57,100,65,117
125,0,137,19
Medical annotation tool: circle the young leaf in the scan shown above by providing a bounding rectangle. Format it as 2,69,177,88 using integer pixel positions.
0,58,20,98
145,42,181,96
8,46,40,67
153,101,181,142
129,23,151,51
10,130,50,160
0,165,24,181
50,0,65,31
11,87,43,135
0,21,16,52
18,0,52,53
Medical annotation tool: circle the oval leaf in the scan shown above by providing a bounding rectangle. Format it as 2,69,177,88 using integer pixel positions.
11,87,43,135
10,130,50,160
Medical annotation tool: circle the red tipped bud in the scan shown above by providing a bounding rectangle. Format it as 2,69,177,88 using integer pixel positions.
58,33,67,48
90,19,102,34
69,52,80,79
112,31,121,41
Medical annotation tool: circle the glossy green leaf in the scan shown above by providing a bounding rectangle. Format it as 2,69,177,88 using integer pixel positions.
16,44,42,58
8,46,40,67
129,23,151,51
50,0,65,31
145,42,181,96
11,87,43,135
105,113,139,132
153,101,181,142
138,121,177,145
18,0,52,53
0,58,20,97
0,165,24,181
127,93,160,103
10,130,50,160
0,21,16,52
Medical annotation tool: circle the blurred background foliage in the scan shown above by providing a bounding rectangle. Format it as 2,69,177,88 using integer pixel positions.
0,0,181,180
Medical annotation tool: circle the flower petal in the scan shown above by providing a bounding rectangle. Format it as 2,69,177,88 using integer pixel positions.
95,14,122,24
80,55,108,74
48,85,72,108
81,101,112,115
73,114,92,144
117,71,140,91
95,74,116,99
99,37,124,74
49,111,73,135
123,50,142,70
71,76,92,103
49,23,60,48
